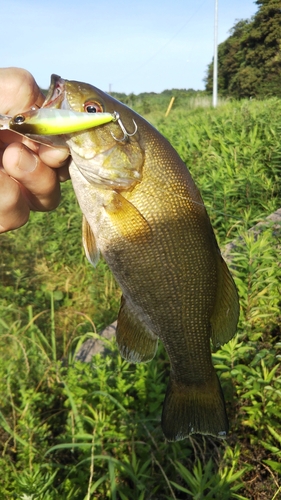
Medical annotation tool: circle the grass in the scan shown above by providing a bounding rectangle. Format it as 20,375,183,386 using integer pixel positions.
0,97,280,498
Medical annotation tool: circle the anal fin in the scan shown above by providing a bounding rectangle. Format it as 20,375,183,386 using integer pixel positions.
116,296,158,363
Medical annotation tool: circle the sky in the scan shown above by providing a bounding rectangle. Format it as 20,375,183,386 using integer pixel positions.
2,0,258,95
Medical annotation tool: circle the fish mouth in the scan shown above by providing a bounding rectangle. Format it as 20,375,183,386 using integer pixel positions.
42,74,69,109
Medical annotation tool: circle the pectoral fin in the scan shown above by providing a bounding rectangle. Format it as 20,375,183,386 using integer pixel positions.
82,215,100,267
116,296,158,363
104,192,152,241
211,255,240,347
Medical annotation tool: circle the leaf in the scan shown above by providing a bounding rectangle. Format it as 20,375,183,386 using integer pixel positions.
262,460,281,473
267,425,281,446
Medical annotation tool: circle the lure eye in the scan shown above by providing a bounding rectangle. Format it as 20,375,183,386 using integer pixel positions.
13,114,25,124
84,101,103,113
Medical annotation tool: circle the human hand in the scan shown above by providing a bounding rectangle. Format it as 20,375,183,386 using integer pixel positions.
0,67,70,233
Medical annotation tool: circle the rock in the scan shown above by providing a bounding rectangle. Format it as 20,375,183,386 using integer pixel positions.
75,321,117,362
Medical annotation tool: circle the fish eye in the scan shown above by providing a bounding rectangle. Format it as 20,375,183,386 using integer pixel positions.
13,114,25,124
84,101,103,113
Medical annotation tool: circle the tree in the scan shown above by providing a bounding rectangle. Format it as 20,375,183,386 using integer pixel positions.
205,0,281,98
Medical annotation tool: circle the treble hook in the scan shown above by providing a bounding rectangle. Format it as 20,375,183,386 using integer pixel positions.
111,111,138,142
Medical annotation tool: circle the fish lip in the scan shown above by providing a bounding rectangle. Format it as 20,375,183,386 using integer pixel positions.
42,74,68,109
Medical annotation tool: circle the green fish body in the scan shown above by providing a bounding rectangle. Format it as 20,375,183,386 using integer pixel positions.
29,75,240,440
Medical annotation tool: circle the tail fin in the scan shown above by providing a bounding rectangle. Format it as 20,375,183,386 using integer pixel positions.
161,371,228,441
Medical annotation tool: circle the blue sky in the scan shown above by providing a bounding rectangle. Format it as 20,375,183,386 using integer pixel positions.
3,0,258,94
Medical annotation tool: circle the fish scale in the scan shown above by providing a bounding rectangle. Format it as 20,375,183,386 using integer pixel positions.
20,74,240,441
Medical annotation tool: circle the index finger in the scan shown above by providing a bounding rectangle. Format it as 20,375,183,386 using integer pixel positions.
0,67,44,115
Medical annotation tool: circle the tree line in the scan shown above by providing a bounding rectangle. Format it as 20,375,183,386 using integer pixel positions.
205,0,281,98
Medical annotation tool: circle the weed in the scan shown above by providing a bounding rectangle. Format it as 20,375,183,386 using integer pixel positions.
0,97,281,498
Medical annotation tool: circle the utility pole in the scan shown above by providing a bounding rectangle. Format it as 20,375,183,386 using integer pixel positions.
212,0,218,107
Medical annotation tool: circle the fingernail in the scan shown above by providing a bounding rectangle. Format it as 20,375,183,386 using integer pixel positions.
17,145,38,172
59,159,70,168
53,147,70,163
37,145,70,168
58,150,70,165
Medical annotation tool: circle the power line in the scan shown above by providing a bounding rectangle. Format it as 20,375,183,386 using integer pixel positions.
112,0,208,88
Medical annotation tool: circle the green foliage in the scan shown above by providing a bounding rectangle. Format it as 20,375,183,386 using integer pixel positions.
153,98,281,244
111,88,213,120
205,0,281,99
171,448,248,500
1,97,281,498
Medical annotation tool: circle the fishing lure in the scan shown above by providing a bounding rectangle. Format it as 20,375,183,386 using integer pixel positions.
0,108,115,135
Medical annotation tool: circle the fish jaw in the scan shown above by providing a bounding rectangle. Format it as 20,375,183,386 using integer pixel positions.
42,74,105,114
42,74,67,109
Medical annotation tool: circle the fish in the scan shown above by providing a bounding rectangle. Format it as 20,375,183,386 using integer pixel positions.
21,74,240,441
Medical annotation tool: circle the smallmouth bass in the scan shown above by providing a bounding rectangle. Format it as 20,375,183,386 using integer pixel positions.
25,75,240,441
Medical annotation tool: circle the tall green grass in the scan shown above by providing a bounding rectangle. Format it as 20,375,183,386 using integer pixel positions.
0,98,280,498
153,98,281,243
